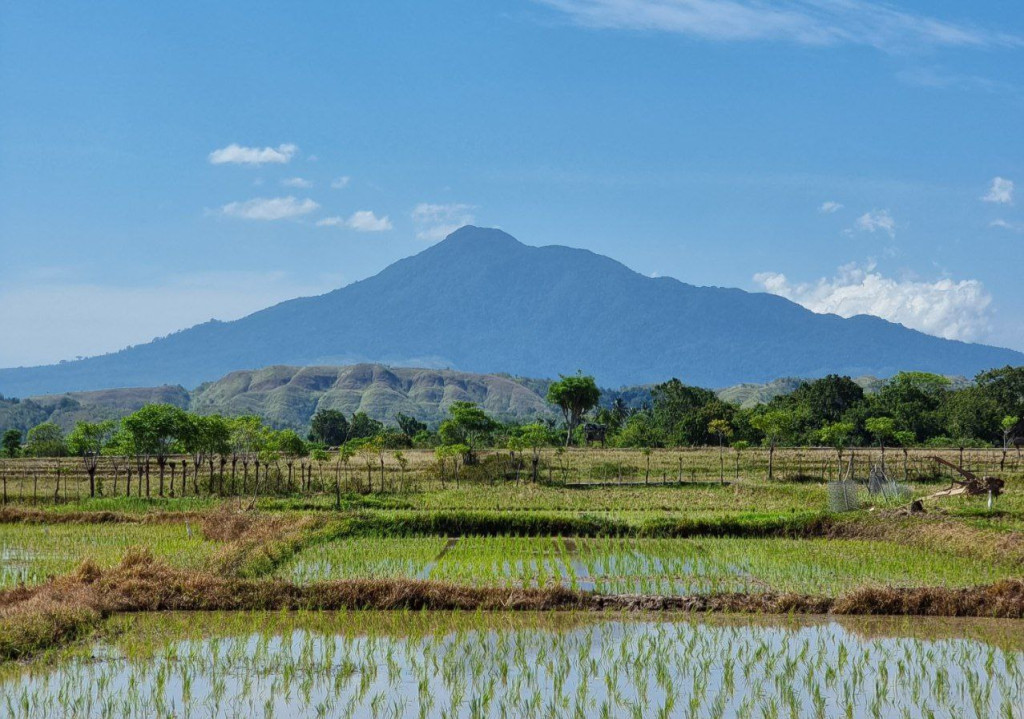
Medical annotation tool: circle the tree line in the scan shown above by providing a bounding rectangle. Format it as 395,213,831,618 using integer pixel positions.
2,368,1023,495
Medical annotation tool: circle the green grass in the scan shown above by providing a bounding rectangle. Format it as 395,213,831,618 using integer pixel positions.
0,523,216,589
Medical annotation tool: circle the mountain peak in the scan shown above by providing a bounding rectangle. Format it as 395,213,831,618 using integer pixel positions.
435,225,522,248
1,226,1021,395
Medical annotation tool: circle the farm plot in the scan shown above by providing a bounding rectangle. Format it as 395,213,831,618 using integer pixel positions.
2,611,1022,719
277,535,1018,596
0,523,215,589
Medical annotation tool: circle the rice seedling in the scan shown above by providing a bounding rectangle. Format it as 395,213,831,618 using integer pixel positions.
9,610,991,719
0,523,214,589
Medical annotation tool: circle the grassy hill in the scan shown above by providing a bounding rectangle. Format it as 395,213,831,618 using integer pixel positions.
0,364,557,435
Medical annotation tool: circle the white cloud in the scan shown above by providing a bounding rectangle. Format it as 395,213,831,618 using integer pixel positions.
991,219,1024,233
0,272,342,368
220,196,319,221
346,211,392,232
853,209,896,238
316,211,393,232
819,201,843,214
754,263,993,343
982,177,1014,205
330,176,351,189
208,143,298,166
412,203,476,241
535,0,1022,51
281,177,313,188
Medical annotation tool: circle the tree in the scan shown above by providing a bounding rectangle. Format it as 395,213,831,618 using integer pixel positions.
438,402,499,459
25,422,67,457
750,409,796,481
707,418,733,484
818,421,855,467
309,409,349,446
275,429,308,491
873,372,950,441
651,379,718,445
518,423,551,483
976,366,1024,419
865,416,896,469
2,429,21,458
395,413,427,438
941,387,1000,446
122,404,189,497
785,375,865,426
67,420,115,497
546,373,601,447
180,414,231,495
348,412,384,441
613,412,665,448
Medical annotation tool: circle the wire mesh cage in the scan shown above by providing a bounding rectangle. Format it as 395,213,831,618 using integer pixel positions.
866,462,911,505
827,481,862,513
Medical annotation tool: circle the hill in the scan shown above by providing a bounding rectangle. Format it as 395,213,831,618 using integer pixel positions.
0,365,555,434
189,364,555,429
1,226,1021,396
0,386,190,435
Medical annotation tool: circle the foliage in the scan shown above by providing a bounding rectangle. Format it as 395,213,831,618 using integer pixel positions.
546,373,601,446
24,422,67,457
438,402,499,451
67,420,116,457
308,409,349,446
2,429,21,458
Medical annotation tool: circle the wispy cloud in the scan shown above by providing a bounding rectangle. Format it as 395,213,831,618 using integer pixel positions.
412,203,476,241
991,219,1024,233
330,176,351,189
281,177,313,188
208,143,298,166
853,209,896,238
755,262,993,343
220,196,319,220
819,200,843,214
895,67,1015,94
317,211,393,232
982,177,1014,205
535,0,1021,51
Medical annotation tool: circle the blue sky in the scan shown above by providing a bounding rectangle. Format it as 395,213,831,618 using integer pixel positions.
1,1,1022,367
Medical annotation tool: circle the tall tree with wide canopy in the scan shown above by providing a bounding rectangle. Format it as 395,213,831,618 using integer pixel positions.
546,373,600,446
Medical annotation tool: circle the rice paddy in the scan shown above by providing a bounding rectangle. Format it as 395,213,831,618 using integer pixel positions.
0,523,214,589
1,449,1022,716
2,611,1022,718
278,535,1023,596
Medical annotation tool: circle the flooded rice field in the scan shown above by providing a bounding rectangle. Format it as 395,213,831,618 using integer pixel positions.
2,611,1022,718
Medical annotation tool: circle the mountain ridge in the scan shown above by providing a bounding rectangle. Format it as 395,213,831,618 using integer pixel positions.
1,225,1020,396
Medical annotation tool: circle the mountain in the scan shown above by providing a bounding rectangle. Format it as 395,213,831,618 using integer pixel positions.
1,226,1021,396
0,364,555,434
